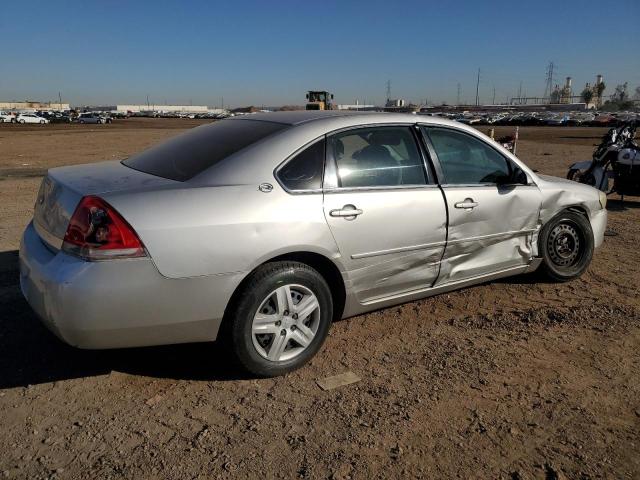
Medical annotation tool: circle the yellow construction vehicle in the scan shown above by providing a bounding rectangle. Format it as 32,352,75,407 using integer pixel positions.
305,91,334,110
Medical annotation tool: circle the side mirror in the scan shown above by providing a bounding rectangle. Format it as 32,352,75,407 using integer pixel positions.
496,166,528,186
512,166,528,185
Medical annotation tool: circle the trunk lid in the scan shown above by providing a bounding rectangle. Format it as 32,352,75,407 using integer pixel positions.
33,160,178,250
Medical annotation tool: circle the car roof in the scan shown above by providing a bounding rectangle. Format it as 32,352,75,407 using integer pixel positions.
226,110,464,130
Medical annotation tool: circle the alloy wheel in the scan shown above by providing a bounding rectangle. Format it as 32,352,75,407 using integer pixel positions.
251,284,320,362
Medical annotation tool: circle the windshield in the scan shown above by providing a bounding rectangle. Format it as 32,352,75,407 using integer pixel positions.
123,119,288,181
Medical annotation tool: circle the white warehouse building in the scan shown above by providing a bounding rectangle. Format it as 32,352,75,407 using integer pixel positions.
80,104,210,113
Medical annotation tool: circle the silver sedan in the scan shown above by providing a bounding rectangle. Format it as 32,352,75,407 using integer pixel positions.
19,111,608,376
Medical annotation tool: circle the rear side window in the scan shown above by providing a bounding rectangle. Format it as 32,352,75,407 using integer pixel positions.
123,119,288,181
277,140,325,191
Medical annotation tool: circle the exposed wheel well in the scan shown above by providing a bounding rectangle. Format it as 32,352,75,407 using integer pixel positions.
223,252,346,326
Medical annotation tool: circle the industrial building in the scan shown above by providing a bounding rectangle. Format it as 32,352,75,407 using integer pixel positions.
0,101,70,111
80,104,210,113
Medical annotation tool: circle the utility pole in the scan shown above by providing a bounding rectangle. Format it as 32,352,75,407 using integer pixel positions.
492,85,496,105
146,95,150,109
475,68,481,106
58,92,62,109
385,80,392,104
517,81,523,104
456,83,461,106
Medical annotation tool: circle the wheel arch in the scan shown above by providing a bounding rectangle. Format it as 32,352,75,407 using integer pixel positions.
222,251,347,326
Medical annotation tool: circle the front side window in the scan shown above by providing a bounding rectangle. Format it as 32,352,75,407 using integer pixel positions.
277,139,325,191
424,127,511,184
328,126,426,188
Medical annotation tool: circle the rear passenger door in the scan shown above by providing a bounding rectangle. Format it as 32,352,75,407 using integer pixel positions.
421,126,542,284
323,125,447,303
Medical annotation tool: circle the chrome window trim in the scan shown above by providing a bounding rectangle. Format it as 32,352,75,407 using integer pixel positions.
323,184,440,194
439,183,539,189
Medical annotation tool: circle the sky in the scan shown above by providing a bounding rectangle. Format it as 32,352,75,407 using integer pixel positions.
2,0,639,107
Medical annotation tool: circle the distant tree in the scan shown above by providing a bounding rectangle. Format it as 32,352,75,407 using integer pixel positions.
581,88,594,105
634,85,640,100
595,81,606,106
613,83,629,102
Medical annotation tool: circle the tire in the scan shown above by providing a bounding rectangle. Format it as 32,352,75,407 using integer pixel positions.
97,119,102,124
566,168,578,180
539,211,594,282
19,119,25,124
223,261,333,377
79,120,85,124
40,120,45,124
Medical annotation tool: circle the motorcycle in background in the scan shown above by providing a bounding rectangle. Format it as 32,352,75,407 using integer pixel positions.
567,121,639,201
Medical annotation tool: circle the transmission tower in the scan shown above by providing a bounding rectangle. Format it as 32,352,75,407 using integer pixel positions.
543,61,555,101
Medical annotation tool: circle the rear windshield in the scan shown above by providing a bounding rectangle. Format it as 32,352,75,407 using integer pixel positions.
123,119,288,181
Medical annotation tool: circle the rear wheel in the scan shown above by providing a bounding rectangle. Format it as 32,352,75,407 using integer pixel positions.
224,261,333,377
539,211,594,282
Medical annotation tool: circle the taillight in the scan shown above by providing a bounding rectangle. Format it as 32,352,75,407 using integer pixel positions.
62,195,146,260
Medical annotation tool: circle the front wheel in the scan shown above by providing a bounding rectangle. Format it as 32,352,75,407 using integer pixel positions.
539,211,594,282
224,261,333,377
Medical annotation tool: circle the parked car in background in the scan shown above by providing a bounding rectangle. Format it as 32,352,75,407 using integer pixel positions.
76,112,112,124
0,111,17,123
19,111,607,377
16,113,49,124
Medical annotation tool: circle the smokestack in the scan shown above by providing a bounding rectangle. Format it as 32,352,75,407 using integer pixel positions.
565,77,572,88
596,74,603,85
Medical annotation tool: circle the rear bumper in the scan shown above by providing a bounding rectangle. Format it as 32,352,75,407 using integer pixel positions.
19,222,242,349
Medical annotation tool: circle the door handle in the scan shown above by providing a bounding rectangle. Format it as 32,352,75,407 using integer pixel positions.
329,205,363,219
454,198,479,210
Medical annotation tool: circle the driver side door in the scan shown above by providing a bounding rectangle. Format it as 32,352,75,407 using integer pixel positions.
422,126,542,284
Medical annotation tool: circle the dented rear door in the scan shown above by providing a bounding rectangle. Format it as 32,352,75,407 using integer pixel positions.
323,125,447,304
422,126,542,284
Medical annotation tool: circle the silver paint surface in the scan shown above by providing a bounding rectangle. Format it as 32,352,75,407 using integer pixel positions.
20,111,607,349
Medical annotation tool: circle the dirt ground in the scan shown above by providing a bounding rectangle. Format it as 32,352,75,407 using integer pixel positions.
0,119,638,479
